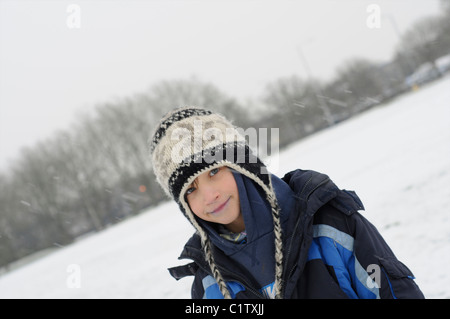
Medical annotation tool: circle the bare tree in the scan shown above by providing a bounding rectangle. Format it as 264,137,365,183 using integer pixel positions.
333,58,385,112
262,75,329,143
148,77,250,127
13,144,74,246
397,16,447,72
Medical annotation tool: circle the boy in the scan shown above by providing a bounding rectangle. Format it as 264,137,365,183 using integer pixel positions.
150,106,424,299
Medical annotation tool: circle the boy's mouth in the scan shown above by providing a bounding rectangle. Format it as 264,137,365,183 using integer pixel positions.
209,197,231,215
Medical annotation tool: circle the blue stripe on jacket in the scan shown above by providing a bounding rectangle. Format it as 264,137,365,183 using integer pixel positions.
201,275,277,299
307,224,380,299
202,275,246,299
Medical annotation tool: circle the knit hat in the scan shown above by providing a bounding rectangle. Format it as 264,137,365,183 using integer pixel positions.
149,106,283,299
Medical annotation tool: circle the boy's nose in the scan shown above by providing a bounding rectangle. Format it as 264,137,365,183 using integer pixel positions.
203,188,220,206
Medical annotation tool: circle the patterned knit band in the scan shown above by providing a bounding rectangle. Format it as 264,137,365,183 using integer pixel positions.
168,142,270,202
150,107,212,154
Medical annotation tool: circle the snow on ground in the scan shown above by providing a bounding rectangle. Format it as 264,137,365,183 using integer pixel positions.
1,75,449,299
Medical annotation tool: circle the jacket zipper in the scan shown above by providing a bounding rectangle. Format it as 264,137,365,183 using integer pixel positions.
283,176,330,294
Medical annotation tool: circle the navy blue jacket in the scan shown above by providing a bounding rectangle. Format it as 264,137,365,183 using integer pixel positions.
168,169,424,299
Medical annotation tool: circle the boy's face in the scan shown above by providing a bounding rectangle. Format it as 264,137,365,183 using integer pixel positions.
185,167,244,233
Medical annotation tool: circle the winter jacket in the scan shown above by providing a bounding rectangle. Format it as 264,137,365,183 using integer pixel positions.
168,169,425,299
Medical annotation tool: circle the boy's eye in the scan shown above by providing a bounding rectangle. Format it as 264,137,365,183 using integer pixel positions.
185,186,196,196
209,168,220,177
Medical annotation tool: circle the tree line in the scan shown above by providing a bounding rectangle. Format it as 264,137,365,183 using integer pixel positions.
1,3,449,269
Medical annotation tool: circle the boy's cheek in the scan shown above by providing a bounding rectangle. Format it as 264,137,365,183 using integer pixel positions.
189,202,204,218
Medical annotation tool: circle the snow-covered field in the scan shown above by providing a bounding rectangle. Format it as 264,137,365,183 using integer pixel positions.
1,75,449,299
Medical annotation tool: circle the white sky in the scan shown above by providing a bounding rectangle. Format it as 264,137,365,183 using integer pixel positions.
0,0,442,170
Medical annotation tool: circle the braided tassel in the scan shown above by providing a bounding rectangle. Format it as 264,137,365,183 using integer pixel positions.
268,194,284,299
201,237,232,299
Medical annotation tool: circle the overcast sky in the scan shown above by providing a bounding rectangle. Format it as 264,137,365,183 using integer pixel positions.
0,0,442,170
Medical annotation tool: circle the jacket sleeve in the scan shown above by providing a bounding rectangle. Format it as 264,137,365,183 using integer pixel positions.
347,210,425,299
311,186,425,299
167,261,206,299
